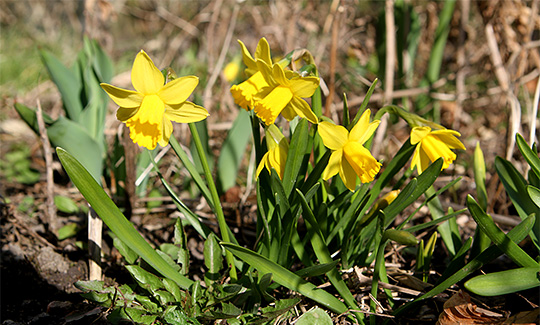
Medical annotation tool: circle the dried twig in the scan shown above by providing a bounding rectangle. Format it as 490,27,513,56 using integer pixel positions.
35,99,57,233
455,0,470,129
203,3,239,110
372,0,396,157
324,0,341,117
485,23,521,160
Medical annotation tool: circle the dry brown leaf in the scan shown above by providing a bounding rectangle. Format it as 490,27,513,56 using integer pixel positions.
437,290,503,324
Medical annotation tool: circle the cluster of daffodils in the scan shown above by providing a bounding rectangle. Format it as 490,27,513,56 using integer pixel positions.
100,39,465,192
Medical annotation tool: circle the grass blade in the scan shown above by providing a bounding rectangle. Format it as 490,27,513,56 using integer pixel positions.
394,213,535,317
221,242,349,315
467,195,538,268
57,147,193,289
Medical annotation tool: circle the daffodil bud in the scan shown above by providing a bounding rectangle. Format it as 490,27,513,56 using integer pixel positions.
384,229,419,246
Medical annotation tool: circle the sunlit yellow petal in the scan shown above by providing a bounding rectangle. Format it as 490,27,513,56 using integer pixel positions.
430,130,466,150
318,122,348,150
255,37,272,66
289,76,319,98
410,126,431,145
165,101,209,123
256,154,268,178
349,109,380,144
131,50,164,94
289,97,318,124
272,64,290,86
158,76,198,105
239,40,257,71
116,107,139,122
421,136,456,169
230,72,268,110
253,85,293,125
100,83,143,108
343,142,381,184
340,157,358,191
256,59,276,86
323,150,342,180
159,117,173,147
137,94,165,125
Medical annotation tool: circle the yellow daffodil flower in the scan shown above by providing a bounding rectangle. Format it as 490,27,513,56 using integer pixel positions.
253,60,319,126
230,38,273,110
410,126,466,174
100,50,208,150
318,110,381,191
256,125,288,179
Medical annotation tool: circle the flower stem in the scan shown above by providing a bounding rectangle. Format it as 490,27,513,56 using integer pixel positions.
188,122,237,281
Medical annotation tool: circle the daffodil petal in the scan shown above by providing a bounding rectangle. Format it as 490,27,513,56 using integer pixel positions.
410,126,431,145
430,130,466,150
289,97,318,124
343,142,381,183
421,135,457,169
350,109,380,144
272,64,290,86
323,150,342,180
159,116,173,147
239,40,257,70
132,50,164,94
158,76,198,105
100,83,143,108
165,101,209,123
318,122,348,150
256,153,268,178
255,38,272,66
289,76,319,98
117,107,139,122
253,85,293,125
256,59,276,86
340,156,358,191
137,94,165,125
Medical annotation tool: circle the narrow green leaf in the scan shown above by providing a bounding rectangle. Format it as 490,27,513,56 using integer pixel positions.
467,195,538,268
350,79,378,128
221,242,349,315
57,147,193,289
464,266,540,296
394,214,535,317
516,133,540,181
294,260,340,278
528,185,540,208
169,136,214,210
296,189,361,315
14,103,54,131
495,156,540,246
283,119,310,196
113,236,139,264
217,109,251,193
40,49,83,121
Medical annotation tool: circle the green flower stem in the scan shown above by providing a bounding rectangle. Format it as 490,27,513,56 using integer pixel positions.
188,122,237,281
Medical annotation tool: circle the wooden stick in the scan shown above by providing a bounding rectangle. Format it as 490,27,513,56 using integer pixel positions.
35,99,57,233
